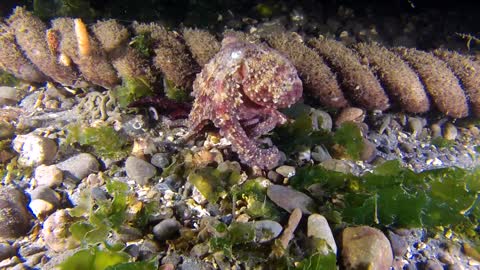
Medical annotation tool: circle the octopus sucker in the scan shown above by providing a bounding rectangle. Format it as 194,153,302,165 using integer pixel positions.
187,36,302,169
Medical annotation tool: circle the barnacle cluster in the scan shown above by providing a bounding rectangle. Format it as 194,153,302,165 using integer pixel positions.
1,7,480,119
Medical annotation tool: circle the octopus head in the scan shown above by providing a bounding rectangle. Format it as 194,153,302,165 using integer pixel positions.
241,48,302,109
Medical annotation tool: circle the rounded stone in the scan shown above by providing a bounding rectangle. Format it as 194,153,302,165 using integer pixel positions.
424,259,443,270
0,86,20,106
56,153,99,182
275,165,296,178
152,218,181,241
341,226,393,270
125,156,157,185
150,153,171,169
360,138,377,162
0,243,16,261
311,145,332,163
443,123,458,141
34,164,63,187
307,214,337,254
254,220,282,243
0,187,32,241
267,184,314,214
335,107,365,127
311,109,333,131
408,117,426,137
28,186,61,218
387,230,408,257
12,134,57,166
41,209,80,252
0,121,15,140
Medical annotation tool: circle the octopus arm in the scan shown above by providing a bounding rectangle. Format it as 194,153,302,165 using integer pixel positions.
245,108,288,138
217,115,280,170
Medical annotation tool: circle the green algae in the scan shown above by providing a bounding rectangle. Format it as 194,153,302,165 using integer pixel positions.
431,136,455,148
291,160,480,249
296,252,336,270
66,124,129,160
70,179,131,243
188,165,240,202
0,71,20,86
272,112,364,160
164,79,190,102
232,178,281,221
114,77,154,108
129,33,154,58
63,178,158,269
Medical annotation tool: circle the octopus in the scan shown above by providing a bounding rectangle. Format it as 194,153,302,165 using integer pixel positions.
187,36,302,169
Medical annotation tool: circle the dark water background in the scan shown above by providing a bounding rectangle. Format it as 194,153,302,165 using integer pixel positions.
1,0,480,50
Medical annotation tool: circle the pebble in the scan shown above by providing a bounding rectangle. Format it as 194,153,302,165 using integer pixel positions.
12,134,57,166
28,186,61,218
253,220,282,243
41,209,80,252
190,243,209,258
18,244,45,257
139,239,160,261
153,218,181,241
320,159,352,174
0,243,15,261
307,214,337,254
34,164,63,187
311,109,333,131
125,244,140,258
116,225,143,242
277,208,302,255
463,243,480,262
360,138,377,161
431,124,442,138
275,165,295,178
437,251,454,265
341,226,393,270
335,107,365,127
0,121,14,140
408,117,426,137
267,185,314,214
0,86,20,106
267,170,282,183
56,153,99,182
388,230,409,257
399,142,415,154
151,152,171,169
125,156,157,185
423,259,443,270
0,187,32,241
311,145,332,162
443,123,458,141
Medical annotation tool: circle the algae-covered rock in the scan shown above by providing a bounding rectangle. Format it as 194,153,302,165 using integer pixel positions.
41,209,80,252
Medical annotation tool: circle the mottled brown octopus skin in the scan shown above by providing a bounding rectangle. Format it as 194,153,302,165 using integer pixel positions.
188,37,302,169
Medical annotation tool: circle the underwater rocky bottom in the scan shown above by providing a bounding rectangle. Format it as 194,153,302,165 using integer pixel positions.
1,1,480,270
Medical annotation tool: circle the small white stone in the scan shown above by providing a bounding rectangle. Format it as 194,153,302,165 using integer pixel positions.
13,134,57,166
307,214,337,254
34,165,63,187
29,199,55,218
